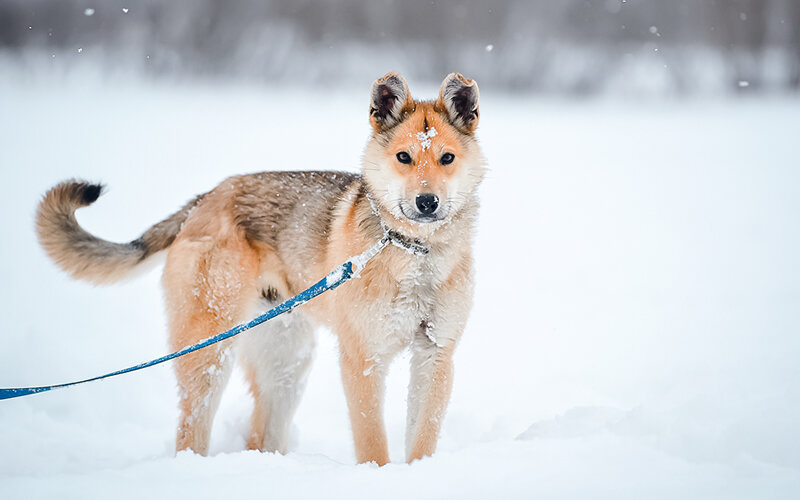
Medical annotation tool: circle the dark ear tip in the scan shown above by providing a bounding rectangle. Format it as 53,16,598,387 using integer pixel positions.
378,71,403,81
445,72,477,88
373,73,409,97
370,72,411,128
438,73,480,132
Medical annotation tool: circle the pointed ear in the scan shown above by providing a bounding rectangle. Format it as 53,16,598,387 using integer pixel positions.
437,73,480,133
369,72,413,131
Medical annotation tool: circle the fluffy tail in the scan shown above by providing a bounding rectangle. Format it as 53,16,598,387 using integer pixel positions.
36,180,200,285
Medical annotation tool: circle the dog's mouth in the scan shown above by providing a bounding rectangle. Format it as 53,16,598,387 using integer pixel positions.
398,203,448,224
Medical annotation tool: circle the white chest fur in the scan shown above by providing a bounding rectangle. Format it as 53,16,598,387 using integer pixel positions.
356,249,447,356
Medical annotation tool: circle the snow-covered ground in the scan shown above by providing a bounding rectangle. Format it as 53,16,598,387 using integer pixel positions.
0,74,798,498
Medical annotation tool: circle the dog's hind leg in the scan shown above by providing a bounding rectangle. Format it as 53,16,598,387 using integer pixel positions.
172,342,234,456
162,221,261,456
238,297,315,454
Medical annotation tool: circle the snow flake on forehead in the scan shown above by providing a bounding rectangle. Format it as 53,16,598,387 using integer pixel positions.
415,127,437,151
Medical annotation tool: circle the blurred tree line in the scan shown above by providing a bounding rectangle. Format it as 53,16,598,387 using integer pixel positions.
1,0,798,94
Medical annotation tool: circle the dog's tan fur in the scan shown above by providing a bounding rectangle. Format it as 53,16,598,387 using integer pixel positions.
35,72,485,464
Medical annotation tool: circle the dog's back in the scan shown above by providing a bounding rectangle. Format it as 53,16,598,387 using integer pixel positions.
36,170,359,287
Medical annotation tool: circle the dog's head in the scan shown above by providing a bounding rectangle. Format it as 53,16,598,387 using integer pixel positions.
363,72,486,229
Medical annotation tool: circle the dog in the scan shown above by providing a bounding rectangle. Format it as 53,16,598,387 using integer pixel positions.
35,72,485,464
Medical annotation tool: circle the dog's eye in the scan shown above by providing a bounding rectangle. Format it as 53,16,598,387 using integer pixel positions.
440,153,455,165
396,151,412,164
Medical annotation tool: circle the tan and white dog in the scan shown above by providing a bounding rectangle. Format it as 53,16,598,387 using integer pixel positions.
35,72,486,464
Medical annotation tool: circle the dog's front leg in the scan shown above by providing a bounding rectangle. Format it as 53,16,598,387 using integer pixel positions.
339,336,392,465
405,326,458,463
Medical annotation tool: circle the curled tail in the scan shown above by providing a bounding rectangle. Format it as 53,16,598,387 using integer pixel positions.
36,180,200,285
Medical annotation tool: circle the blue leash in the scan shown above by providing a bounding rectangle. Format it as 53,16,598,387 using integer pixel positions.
0,234,394,401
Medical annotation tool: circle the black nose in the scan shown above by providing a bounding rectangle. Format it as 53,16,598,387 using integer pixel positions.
415,193,439,215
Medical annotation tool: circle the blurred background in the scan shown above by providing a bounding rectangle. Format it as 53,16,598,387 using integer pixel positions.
2,0,799,95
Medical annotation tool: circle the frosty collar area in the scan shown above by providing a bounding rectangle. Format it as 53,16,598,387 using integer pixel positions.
367,193,431,256
383,227,430,256
365,192,431,257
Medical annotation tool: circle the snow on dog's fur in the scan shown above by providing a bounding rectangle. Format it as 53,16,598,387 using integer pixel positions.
35,72,486,464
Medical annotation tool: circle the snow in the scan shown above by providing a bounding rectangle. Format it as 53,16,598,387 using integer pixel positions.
324,266,345,288
415,127,437,152
0,74,799,498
